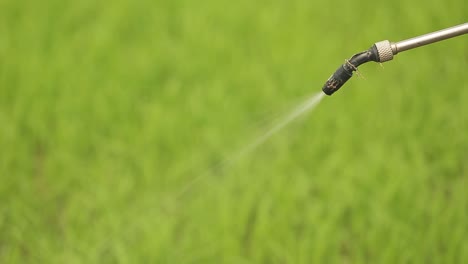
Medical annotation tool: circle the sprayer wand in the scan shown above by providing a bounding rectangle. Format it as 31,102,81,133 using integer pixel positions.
322,22,468,95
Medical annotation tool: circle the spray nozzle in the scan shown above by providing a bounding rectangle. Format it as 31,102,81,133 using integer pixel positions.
321,23,468,95
322,45,382,95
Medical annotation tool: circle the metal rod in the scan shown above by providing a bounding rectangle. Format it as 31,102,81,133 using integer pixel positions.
393,22,468,54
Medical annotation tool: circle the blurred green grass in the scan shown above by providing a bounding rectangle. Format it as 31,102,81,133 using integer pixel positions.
1,0,467,263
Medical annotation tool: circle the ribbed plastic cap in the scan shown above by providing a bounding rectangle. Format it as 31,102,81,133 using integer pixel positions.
374,40,394,62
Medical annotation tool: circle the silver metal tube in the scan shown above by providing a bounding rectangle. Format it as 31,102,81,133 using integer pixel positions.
393,22,468,54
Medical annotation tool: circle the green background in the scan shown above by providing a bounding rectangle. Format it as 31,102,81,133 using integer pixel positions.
1,0,467,263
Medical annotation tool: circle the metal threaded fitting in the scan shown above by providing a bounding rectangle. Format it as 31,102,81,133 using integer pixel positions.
374,40,394,62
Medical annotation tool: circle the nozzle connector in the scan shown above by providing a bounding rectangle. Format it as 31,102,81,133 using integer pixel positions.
374,40,394,62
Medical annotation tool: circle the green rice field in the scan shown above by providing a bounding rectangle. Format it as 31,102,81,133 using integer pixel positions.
1,0,467,262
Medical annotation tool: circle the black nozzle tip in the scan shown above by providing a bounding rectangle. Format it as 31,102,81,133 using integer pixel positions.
321,47,379,95
322,65,353,95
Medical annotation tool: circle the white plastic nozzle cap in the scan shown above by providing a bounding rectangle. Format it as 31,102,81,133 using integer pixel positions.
374,40,394,62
